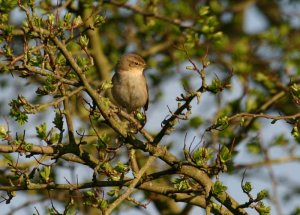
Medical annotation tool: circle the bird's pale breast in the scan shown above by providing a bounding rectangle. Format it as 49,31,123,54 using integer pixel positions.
112,70,148,112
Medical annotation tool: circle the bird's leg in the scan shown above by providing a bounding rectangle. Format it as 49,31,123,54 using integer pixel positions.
127,110,146,133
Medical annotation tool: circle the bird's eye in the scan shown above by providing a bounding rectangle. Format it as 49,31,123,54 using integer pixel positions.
134,62,139,65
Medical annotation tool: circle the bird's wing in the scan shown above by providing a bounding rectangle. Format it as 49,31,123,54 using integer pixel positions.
144,79,149,111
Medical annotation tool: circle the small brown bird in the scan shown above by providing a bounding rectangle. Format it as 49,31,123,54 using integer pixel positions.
111,53,148,113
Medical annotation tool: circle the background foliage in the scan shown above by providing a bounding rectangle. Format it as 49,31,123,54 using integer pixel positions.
0,0,300,214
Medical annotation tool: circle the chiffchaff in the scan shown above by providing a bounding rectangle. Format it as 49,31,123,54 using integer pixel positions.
111,53,148,113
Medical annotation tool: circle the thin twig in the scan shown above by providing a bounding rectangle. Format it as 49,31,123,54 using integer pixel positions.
104,156,156,215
